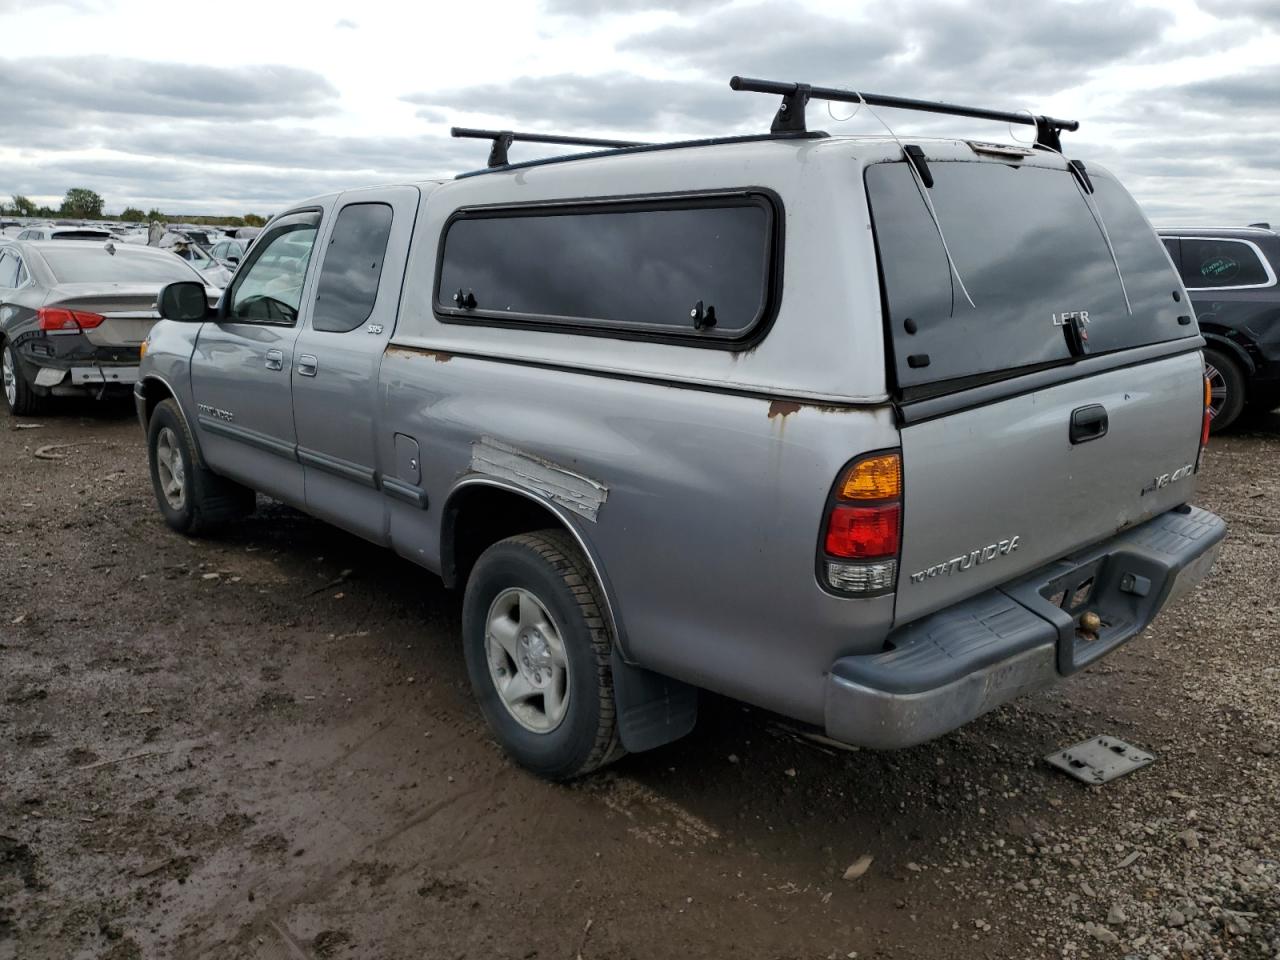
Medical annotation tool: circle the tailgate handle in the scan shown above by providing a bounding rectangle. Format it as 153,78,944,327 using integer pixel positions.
1069,404,1108,444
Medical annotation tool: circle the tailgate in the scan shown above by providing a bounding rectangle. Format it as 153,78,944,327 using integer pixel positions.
895,351,1204,624
862,150,1207,627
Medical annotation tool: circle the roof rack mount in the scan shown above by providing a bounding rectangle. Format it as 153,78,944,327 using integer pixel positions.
451,127,651,168
728,76,1078,152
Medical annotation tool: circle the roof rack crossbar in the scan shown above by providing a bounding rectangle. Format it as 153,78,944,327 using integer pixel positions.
451,127,651,168
729,76,1078,151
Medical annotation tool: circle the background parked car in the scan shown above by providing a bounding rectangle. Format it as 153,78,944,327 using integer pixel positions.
161,237,232,288
1158,225,1280,430
16,226,114,241
0,240,210,415
208,237,248,267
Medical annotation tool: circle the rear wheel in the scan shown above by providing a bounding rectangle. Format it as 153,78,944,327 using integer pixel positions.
462,530,624,780
1204,348,1246,433
1,341,44,417
147,398,254,534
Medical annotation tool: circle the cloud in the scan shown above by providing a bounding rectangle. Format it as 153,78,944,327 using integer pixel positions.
402,72,755,137
1177,65,1280,112
620,0,1173,99
123,121,475,177
1197,0,1280,26
543,0,725,14
0,0,110,10
2,154,371,214
0,56,337,128
0,0,1272,226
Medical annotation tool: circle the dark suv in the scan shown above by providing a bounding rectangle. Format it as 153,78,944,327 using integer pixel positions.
1158,225,1280,430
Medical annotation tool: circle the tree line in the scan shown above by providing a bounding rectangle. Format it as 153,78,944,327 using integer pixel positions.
0,187,267,228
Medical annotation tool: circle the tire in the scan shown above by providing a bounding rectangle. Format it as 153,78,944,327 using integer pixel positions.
462,530,624,780
1204,348,1246,433
2,340,44,417
146,398,254,534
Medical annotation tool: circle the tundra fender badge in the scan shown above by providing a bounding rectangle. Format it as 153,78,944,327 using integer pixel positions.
197,402,234,423
909,536,1020,585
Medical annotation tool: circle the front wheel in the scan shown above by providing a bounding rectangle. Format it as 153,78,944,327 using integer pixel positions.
147,398,254,534
462,530,624,780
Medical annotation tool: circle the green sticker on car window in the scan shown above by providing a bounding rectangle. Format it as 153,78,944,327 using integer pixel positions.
1201,257,1239,279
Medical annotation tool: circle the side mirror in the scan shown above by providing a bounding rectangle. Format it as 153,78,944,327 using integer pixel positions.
158,280,211,322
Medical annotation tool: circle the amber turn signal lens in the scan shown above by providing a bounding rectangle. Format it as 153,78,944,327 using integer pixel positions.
839,453,901,500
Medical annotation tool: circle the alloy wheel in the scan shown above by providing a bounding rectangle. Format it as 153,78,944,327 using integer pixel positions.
484,587,571,734
154,426,187,511
1204,360,1228,423
2,345,16,408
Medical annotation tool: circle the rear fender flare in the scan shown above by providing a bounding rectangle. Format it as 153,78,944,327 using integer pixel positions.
442,476,624,650
1200,331,1256,376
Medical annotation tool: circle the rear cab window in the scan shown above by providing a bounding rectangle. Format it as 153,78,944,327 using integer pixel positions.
865,158,1196,398
435,192,779,344
312,203,394,333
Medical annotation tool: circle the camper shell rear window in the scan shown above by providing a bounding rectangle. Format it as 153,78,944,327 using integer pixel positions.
865,159,1196,399
435,191,781,347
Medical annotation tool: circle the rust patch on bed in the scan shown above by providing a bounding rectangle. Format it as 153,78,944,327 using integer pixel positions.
767,400,803,419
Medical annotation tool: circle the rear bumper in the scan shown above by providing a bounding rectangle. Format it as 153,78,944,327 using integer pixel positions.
823,505,1226,749
15,332,144,394
29,363,139,395
34,365,140,387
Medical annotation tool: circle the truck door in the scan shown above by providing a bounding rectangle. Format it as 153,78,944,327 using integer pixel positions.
189,209,324,505
291,186,420,543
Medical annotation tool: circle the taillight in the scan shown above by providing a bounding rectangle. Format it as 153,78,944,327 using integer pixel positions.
37,307,106,332
820,451,902,596
825,503,901,557
1196,374,1211,470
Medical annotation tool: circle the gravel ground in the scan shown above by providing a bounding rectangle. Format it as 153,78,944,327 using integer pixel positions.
1,400,1277,960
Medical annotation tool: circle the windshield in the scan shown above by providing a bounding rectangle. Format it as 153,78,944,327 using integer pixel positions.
865,159,1194,397
40,247,204,284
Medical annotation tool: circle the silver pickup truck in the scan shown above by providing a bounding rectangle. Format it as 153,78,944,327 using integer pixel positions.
136,80,1225,780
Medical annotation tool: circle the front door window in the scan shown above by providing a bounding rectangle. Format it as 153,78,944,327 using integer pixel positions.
226,214,320,324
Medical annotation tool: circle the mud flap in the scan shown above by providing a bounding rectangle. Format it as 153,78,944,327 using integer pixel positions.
610,649,698,753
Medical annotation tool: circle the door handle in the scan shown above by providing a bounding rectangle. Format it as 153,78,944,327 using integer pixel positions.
297,354,318,377
264,349,283,371
1069,404,1108,444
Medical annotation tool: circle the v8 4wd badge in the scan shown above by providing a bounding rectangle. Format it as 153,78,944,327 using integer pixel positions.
1140,464,1193,496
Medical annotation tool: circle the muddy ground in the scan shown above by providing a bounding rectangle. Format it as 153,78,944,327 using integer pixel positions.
2,401,1278,960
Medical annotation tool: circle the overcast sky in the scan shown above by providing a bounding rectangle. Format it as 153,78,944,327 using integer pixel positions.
0,0,1275,224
